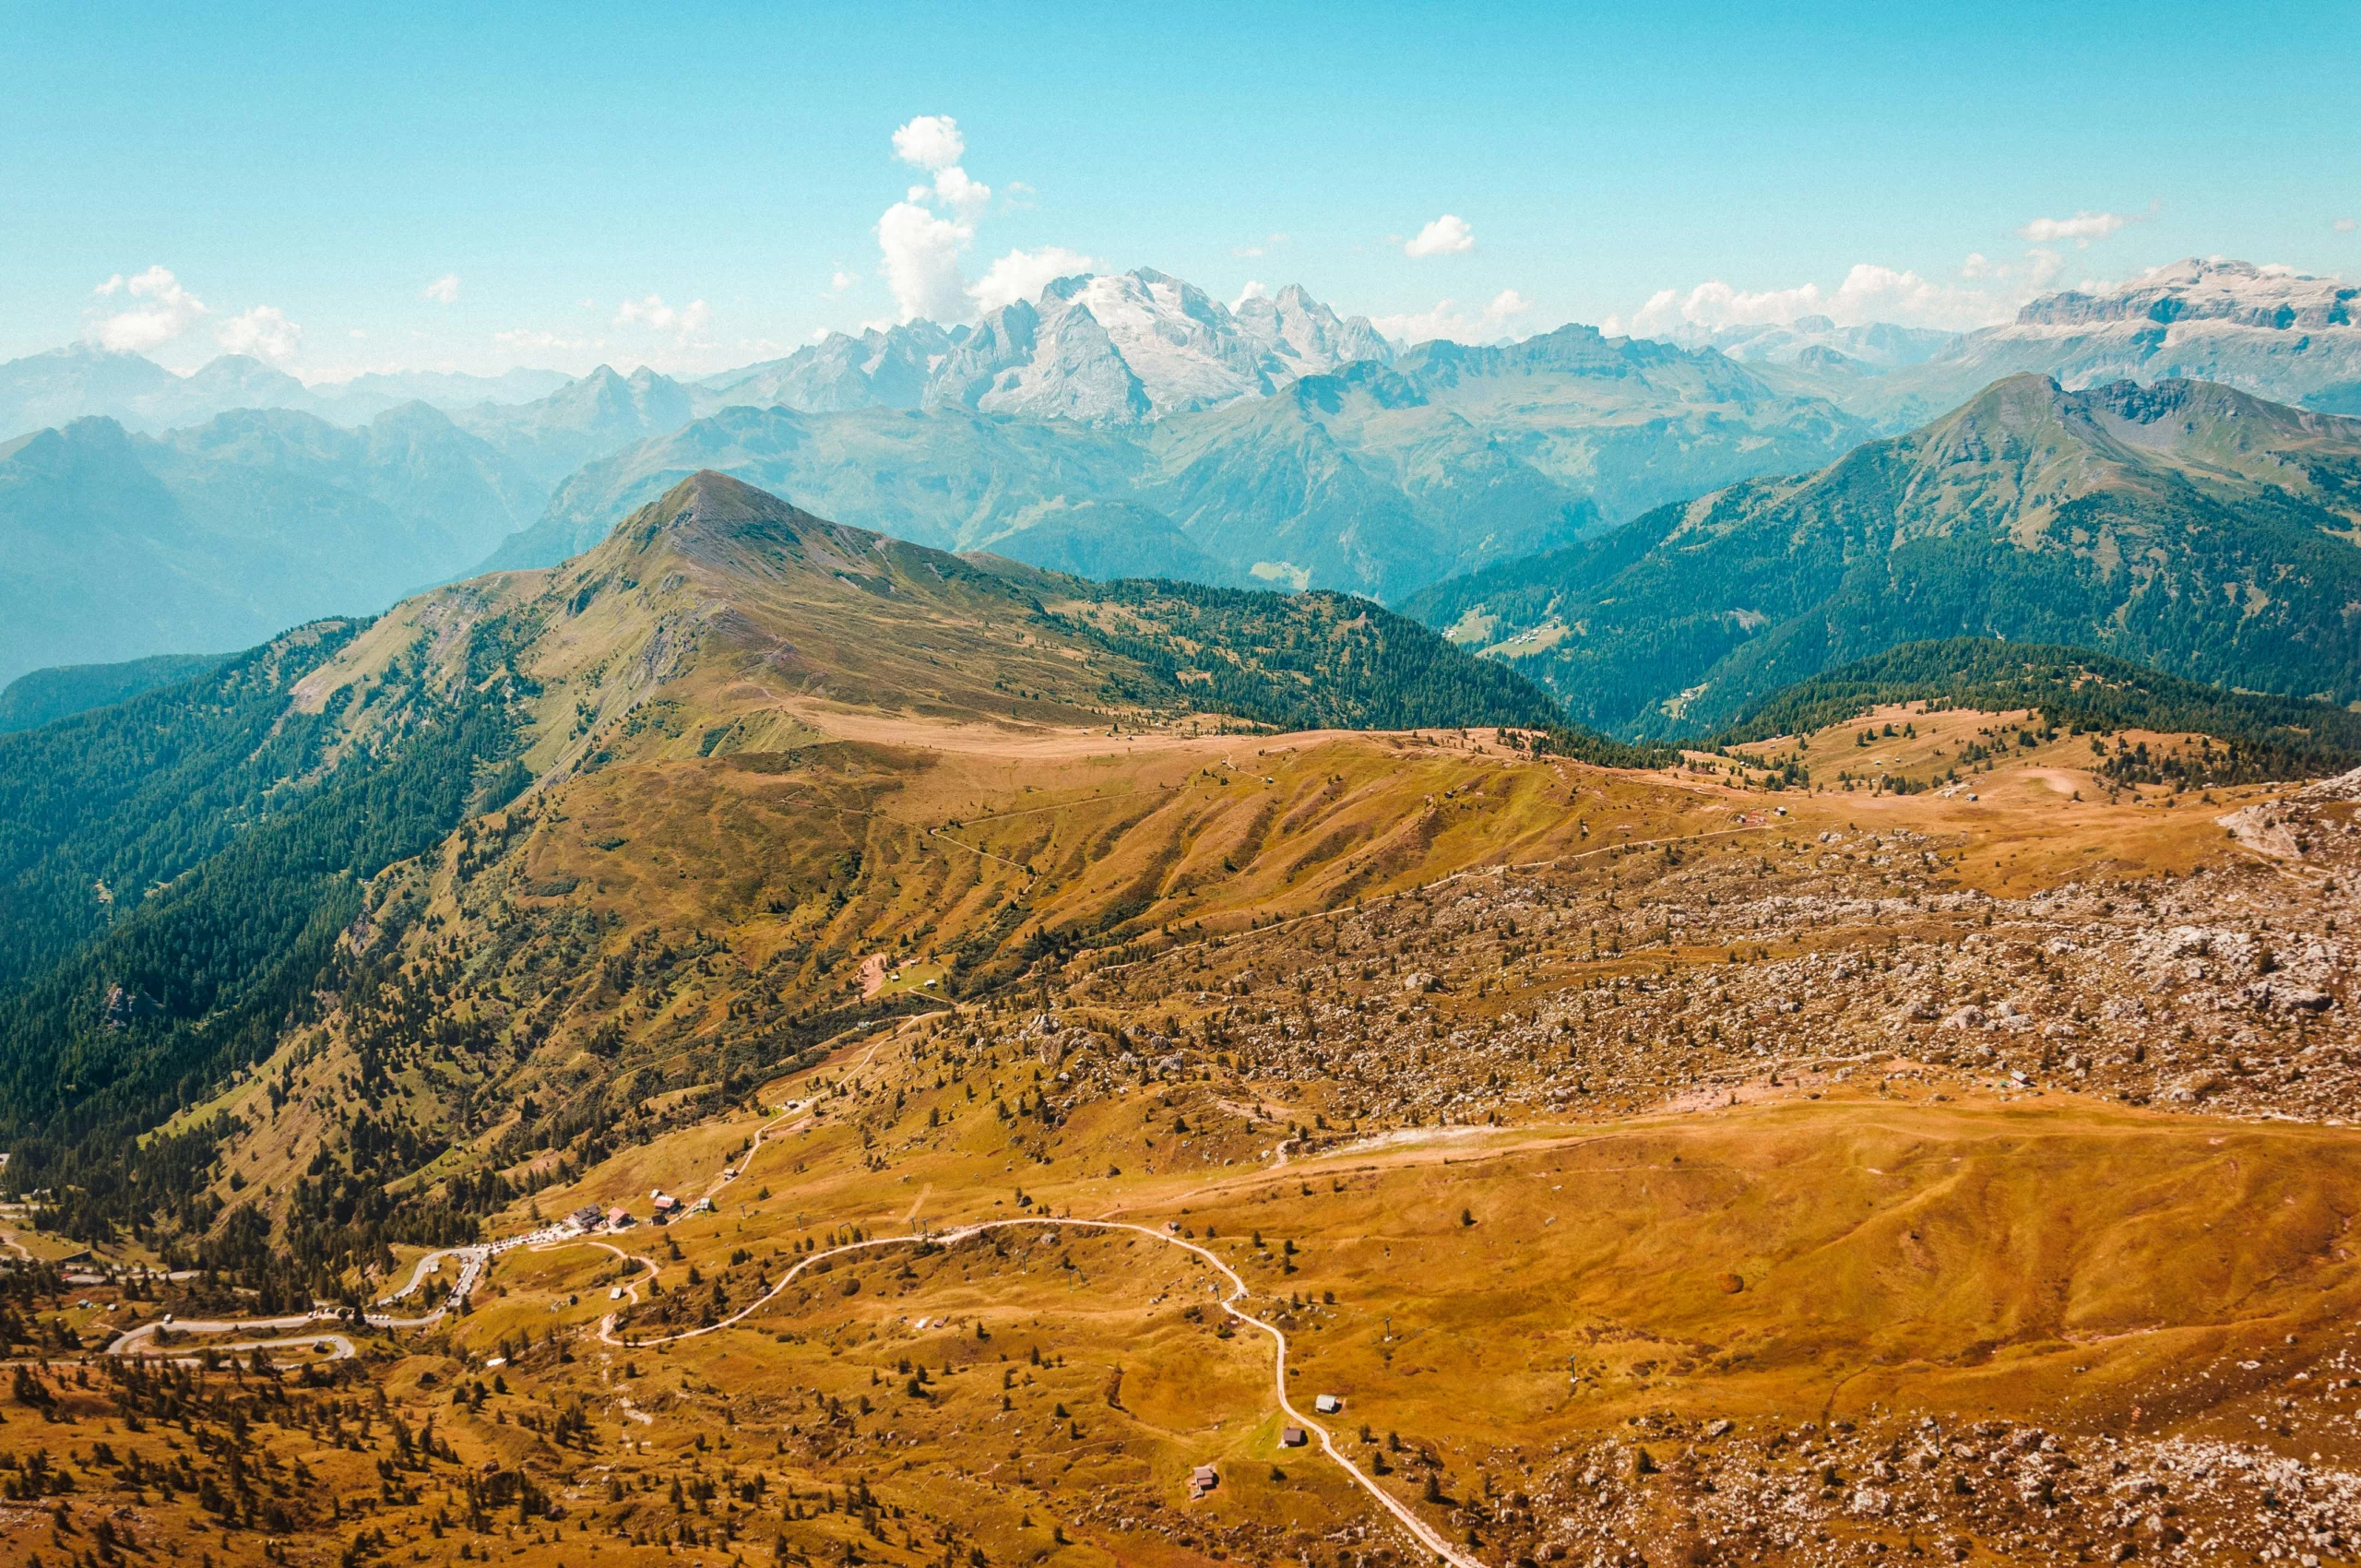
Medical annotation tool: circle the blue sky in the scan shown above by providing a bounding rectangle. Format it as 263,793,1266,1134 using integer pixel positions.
6,0,2356,379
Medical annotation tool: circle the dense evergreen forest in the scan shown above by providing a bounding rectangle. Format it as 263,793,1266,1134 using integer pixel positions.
0,649,230,733
0,615,532,1291
0,624,357,987
1716,637,2361,783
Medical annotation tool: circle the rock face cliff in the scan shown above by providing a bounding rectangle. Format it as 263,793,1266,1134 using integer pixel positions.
1791,260,2361,428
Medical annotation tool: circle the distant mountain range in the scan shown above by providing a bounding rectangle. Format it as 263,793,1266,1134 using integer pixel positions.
0,406,540,685
12,256,2351,446
1659,315,1964,374
480,327,1869,602
1406,373,2361,735
450,363,695,487
5,258,2357,692
0,342,570,441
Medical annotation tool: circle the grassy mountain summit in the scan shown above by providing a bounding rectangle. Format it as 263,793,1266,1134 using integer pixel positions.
1406,373,2361,736
0,470,1571,1244
488,469,1566,768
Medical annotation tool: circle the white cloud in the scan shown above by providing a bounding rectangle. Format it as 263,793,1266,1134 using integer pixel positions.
1370,288,1532,345
215,304,303,363
930,163,992,219
612,294,713,342
1001,181,1038,210
891,114,967,172
2338,218,2357,233
2015,208,2139,247
89,265,208,352
829,267,859,293
1232,232,1292,260
1627,262,2013,336
2024,246,2066,291
1403,214,1476,258
876,201,973,323
969,246,1096,313
868,113,1083,326
1233,281,1270,309
422,273,461,303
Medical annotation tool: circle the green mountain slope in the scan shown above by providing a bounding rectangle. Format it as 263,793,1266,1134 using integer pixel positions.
1048,577,1564,732
1405,374,2361,736
0,614,528,1238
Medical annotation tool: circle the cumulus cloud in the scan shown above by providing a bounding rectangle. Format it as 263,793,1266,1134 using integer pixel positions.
613,294,713,341
216,304,303,363
422,273,460,303
1624,262,2013,336
891,114,966,172
2015,208,2141,247
1233,281,1270,309
969,246,1097,313
929,164,991,219
89,265,208,352
868,113,1086,325
1370,288,1532,345
877,202,974,323
829,267,859,293
1403,214,1476,258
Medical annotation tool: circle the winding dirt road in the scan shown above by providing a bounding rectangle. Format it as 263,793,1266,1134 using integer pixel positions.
596,1216,1485,1568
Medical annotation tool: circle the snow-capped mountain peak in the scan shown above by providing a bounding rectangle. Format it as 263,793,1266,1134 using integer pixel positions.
702,267,1396,425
